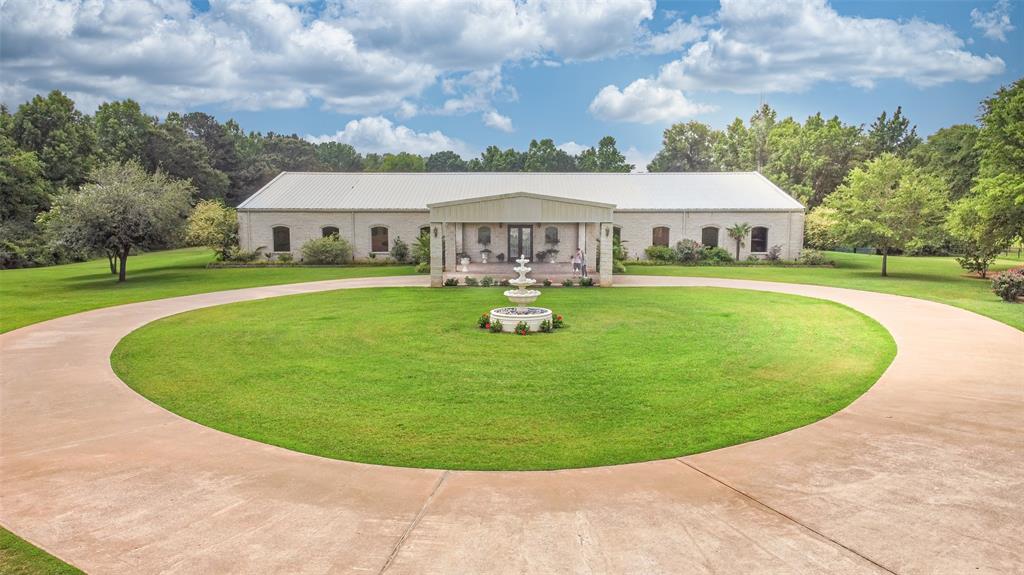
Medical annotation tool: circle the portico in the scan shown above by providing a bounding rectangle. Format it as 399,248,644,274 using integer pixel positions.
427,192,615,287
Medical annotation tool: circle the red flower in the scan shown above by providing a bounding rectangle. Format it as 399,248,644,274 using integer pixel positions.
485,323,491,329
557,315,563,320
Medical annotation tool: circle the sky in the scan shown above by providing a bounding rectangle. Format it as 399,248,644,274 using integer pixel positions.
1,0,1020,170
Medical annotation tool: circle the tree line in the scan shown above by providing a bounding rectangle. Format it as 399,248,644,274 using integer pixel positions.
1,78,1020,275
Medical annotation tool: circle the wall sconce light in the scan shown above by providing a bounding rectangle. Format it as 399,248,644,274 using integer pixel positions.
433,227,438,238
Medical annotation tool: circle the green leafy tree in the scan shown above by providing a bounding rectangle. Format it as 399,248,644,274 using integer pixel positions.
0,130,50,224
578,136,633,172
259,132,322,172
46,161,193,281
144,114,229,201
316,142,364,171
911,124,980,202
866,106,920,158
713,118,752,170
11,90,97,187
185,200,238,261
426,150,468,172
726,222,752,260
825,154,947,276
947,199,1004,278
180,112,242,178
390,235,410,262
379,152,426,172
748,104,777,171
647,121,721,172
475,146,525,171
524,138,576,171
94,99,154,165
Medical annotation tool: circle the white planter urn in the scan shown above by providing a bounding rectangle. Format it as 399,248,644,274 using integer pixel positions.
481,251,489,264
460,257,470,272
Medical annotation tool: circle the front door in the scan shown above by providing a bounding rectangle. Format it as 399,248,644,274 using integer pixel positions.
508,225,533,262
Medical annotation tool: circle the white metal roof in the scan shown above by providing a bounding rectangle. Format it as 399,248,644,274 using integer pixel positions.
236,172,804,212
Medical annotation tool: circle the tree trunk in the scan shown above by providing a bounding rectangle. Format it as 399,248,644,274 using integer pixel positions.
735,240,740,260
107,251,118,275
118,246,129,282
881,248,888,277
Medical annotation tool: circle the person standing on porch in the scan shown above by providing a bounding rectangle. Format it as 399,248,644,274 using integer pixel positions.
572,248,583,277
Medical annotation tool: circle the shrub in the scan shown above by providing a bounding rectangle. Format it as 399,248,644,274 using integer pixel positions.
224,246,261,263
390,236,410,263
543,278,552,286
489,319,503,332
481,276,494,287
412,231,430,264
185,200,238,260
464,276,479,286
746,254,760,262
415,261,429,273
301,235,352,264
701,246,733,263
514,321,530,335
277,252,294,263
798,249,831,265
552,314,564,329
443,277,458,286
477,313,490,329
765,245,782,262
675,239,703,263
956,242,1002,278
644,245,676,263
612,260,626,273
579,276,594,287
561,278,574,287
500,278,510,286
992,270,1024,302
539,319,552,333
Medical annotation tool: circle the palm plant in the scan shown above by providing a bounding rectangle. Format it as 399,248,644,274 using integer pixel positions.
726,223,752,260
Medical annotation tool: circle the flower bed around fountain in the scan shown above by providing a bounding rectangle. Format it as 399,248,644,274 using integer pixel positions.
489,255,554,333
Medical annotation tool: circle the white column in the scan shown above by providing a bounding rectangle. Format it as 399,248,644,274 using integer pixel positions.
444,223,457,274
430,222,443,287
599,222,613,287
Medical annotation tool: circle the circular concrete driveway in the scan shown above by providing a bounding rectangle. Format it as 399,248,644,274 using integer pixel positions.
1,275,1021,574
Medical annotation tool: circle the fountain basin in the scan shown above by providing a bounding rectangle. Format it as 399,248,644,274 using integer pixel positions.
504,289,541,308
489,306,553,333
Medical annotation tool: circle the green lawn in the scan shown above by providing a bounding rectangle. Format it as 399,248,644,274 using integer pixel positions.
0,528,83,575
624,251,1023,331
112,287,895,471
0,248,415,333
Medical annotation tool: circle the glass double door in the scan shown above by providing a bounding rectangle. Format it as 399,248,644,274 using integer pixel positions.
507,225,533,262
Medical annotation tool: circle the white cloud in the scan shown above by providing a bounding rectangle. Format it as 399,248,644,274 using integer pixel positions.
623,146,653,173
589,79,715,124
557,141,588,155
307,116,470,156
482,111,514,132
644,17,709,54
590,0,1007,124
972,0,1015,42
661,0,1005,93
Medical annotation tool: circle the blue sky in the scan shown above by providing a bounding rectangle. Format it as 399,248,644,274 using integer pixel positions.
1,0,1020,169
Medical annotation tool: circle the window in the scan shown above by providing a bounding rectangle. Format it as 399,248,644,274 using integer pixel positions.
544,226,559,244
272,226,290,252
701,226,719,247
419,225,430,238
371,226,389,252
652,226,669,247
751,226,768,253
322,226,340,238
477,226,491,245
613,226,621,242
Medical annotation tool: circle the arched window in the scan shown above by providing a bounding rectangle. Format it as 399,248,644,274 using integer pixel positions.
322,226,340,238
751,226,768,253
272,226,290,252
477,226,491,245
701,226,719,247
544,226,559,244
652,226,669,247
371,226,389,252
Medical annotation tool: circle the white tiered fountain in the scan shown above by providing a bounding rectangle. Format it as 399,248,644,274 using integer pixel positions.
489,255,553,332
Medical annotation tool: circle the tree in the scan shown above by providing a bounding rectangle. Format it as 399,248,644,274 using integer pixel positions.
180,112,242,178
475,146,525,171
866,106,920,158
94,99,154,165
748,104,777,171
426,150,468,172
378,152,426,172
144,115,229,201
46,162,193,281
317,142,364,171
825,154,947,276
578,136,633,172
804,206,839,250
259,133,322,172
714,118,752,171
0,130,50,224
185,200,238,261
647,121,721,172
726,222,752,260
11,91,97,188
524,139,576,171
911,124,980,202
947,198,1004,278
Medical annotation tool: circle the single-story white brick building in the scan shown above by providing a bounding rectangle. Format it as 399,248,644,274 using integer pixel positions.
236,172,805,287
